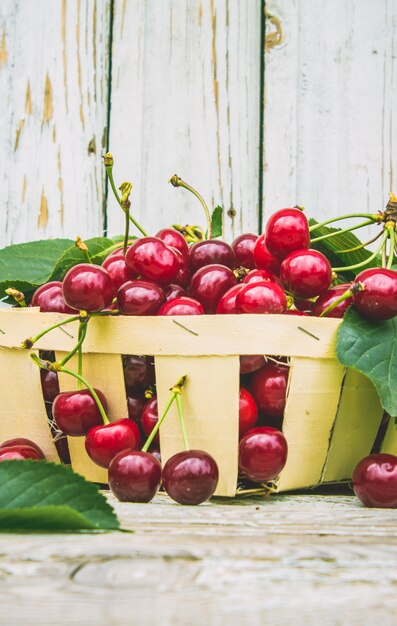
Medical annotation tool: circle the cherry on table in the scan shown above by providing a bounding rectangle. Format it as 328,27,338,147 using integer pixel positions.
250,362,289,418
63,264,115,312
117,280,165,315
31,281,77,314
239,426,288,483
108,450,162,503
352,453,397,508
188,240,236,273
189,264,237,313
162,450,219,505
352,268,397,320
85,418,141,468
52,389,108,436
231,233,258,269
125,237,179,285
265,207,310,259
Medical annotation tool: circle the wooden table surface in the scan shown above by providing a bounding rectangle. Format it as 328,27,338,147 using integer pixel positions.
0,490,396,626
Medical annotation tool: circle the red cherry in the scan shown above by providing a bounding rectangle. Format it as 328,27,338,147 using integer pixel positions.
172,248,190,287
141,397,159,444
164,284,187,302
231,233,258,269
353,269,397,320
40,369,60,403
312,283,353,318
31,281,77,314
0,438,45,458
108,450,162,502
62,264,114,312
188,240,236,273
117,280,165,315
265,208,310,259
155,228,189,256
85,418,141,468
239,355,266,375
253,234,281,273
239,388,259,437
236,281,287,314
157,296,204,316
123,355,155,392
280,249,332,298
0,445,44,461
102,253,138,291
127,392,146,423
239,426,288,482
242,268,279,285
215,284,244,314
125,237,179,285
189,264,237,313
352,453,397,508
162,450,219,505
293,297,314,312
250,363,289,418
52,389,108,436
284,309,310,316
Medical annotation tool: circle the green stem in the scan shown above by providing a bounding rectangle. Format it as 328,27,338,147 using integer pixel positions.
22,315,81,348
105,163,148,237
310,219,375,244
336,229,383,254
141,392,177,452
382,241,387,268
332,231,388,272
386,226,395,270
58,366,109,425
309,213,379,233
175,392,189,451
319,288,354,318
58,320,88,368
123,206,130,256
170,175,212,239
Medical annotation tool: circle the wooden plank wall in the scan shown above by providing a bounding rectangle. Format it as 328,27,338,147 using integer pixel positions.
0,0,396,247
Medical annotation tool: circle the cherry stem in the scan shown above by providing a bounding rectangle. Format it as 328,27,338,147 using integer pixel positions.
77,322,86,389
318,287,355,318
141,375,187,453
332,231,388,272
309,213,380,233
58,320,88,368
310,219,375,244
386,225,396,270
175,392,190,451
22,314,82,348
336,229,384,254
170,175,212,239
75,237,92,263
56,366,110,425
119,181,132,256
5,287,27,307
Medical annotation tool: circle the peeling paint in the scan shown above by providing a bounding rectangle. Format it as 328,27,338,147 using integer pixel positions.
61,0,68,111
88,137,96,154
21,176,27,203
25,81,32,115
210,0,223,204
43,73,53,123
58,148,64,225
198,1,203,26
38,189,49,229
53,126,57,142
0,31,7,67
76,0,85,127
14,118,25,151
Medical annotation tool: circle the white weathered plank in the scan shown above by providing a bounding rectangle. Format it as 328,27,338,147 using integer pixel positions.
262,0,397,240
107,0,261,242
0,0,111,247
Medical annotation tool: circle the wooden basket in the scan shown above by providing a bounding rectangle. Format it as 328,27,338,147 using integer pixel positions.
0,308,394,497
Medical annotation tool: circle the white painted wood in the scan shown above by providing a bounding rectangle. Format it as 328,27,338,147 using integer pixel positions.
107,0,261,242
263,0,397,242
0,0,111,247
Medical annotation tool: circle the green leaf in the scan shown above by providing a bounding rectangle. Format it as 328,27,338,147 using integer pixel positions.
48,237,118,281
0,461,120,532
336,307,397,416
0,239,74,300
0,506,96,532
211,206,223,239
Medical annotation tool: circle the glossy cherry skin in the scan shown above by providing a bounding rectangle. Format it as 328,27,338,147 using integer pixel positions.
155,228,189,257
265,208,310,259
52,389,108,436
250,363,289,418
236,281,287,314
40,369,60,403
231,233,258,269
353,269,397,320
31,282,77,314
125,237,179,285
85,418,141,468
171,249,190,288
352,453,397,508
239,355,266,375
108,450,162,503
188,240,236,273
0,438,45,458
253,234,281,274
157,296,204,316
141,397,159,444
0,445,44,461
162,450,219,505
117,280,165,315
102,252,137,291
189,264,237,313
239,426,288,483
123,355,155,392
312,283,352,318
63,264,114,312
280,249,332,298
242,268,278,285
164,284,187,302
215,284,245,314
239,388,259,437
127,392,146,423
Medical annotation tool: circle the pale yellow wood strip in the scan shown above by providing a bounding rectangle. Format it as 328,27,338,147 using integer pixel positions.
380,417,397,455
56,352,128,484
155,355,239,497
322,370,384,482
278,357,345,491
0,348,59,462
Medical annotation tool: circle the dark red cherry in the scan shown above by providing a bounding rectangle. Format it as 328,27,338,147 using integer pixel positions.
253,234,282,273
123,355,155,392
231,233,258,269
157,296,204,316
164,284,187,302
239,426,288,483
108,450,162,502
85,418,141,468
239,388,259,437
40,369,60,403
117,280,165,315
293,297,314,312
265,208,310,259
280,249,332,298
63,264,114,312
0,438,45,458
162,450,219,505
239,355,266,375
188,240,236,273
215,284,244,314
352,453,397,508
141,397,159,444
242,268,279,285
353,269,397,320
312,283,353,318
189,264,237,313
155,228,189,256
31,281,77,314
172,248,190,287
125,237,179,285
127,392,146,423
250,363,289,418
236,281,287,314
52,389,108,436
0,445,44,461
102,252,138,291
